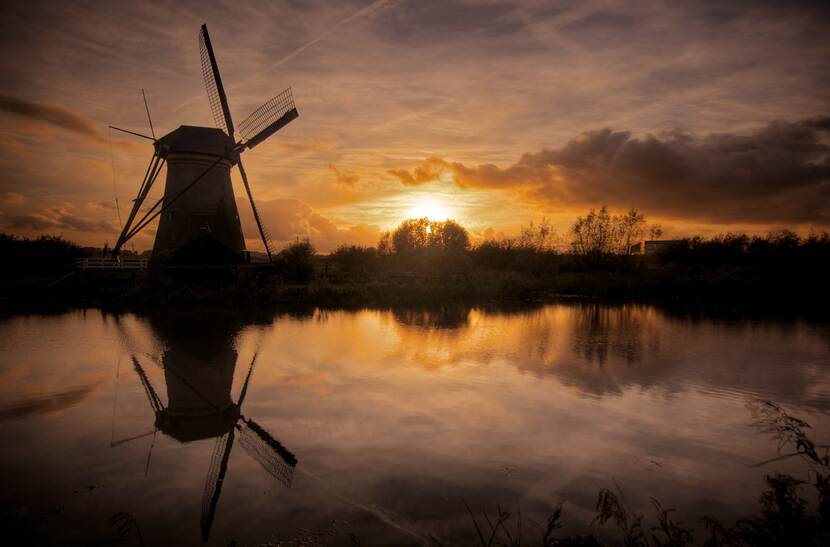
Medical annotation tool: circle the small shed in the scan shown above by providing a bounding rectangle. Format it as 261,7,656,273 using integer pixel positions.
629,240,682,255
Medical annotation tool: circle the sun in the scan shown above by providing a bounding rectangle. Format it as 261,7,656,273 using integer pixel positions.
406,197,454,222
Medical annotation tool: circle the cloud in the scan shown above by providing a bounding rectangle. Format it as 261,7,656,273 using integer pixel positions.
278,140,332,154
2,0,829,244
328,163,360,187
0,94,138,150
236,197,379,252
389,116,830,225
86,200,117,211
1,192,24,205
0,94,108,142
2,206,115,232
388,157,449,186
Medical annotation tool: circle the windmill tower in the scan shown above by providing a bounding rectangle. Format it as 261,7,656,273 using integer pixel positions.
110,24,299,264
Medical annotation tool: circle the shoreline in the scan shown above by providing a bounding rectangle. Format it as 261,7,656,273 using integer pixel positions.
2,272,828,323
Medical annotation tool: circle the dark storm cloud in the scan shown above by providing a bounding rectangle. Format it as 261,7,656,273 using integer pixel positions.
0,94,108,143
3,206,116,232
389,116,830,224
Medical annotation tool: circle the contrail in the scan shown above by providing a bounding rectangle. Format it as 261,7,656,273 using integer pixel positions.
296,465,457,546
270,0,392,69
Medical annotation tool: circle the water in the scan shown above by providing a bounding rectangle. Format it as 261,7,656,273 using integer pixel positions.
1,303,829,545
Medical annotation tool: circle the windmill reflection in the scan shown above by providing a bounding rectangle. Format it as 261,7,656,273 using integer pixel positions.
123,315,297,542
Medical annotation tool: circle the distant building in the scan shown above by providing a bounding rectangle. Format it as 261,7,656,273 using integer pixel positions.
628,240,682,255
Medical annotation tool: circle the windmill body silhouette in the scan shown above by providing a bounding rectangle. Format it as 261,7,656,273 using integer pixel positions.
111,24,298,264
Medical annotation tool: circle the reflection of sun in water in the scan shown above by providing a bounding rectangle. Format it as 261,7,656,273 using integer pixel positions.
406,197,454,222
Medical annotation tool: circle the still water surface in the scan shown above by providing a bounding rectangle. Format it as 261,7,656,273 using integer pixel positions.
1,303,829,545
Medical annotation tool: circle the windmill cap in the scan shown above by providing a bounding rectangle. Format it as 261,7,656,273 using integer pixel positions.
155,125,237,158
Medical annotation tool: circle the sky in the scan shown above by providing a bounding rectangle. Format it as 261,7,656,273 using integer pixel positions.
0,0,828,253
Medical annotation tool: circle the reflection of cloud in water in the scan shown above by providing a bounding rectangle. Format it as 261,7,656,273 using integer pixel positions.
2,305,829,544
0,382,102,422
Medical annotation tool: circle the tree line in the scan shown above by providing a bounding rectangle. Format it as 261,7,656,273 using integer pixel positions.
327,207,828,271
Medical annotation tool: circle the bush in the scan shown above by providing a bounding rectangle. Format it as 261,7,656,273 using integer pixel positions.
275,239,316,283
0,233,81,276
330,245,378,280
470,239,559,276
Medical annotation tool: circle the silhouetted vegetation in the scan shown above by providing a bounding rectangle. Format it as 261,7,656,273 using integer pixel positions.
273,238,316,284
380,217,471,254
329,244,379,281
446,399,830,547
0,234,81,277
3,206,829,309
315,211,830,308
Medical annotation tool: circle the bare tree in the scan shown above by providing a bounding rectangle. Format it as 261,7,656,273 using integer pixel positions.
616,208,646,255
649,224,664,240
571,206,616,257
517,217,559,251
571,206,653,256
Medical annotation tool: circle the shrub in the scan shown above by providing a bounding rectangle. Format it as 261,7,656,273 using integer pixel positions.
275,239,316,283
0,233,81,275
330,245,378,279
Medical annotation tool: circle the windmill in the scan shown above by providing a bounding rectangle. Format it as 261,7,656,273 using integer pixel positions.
110,24,299,264
108,311,297,542
125,349,297,541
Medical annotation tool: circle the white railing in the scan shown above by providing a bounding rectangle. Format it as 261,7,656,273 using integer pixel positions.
76,257,149,270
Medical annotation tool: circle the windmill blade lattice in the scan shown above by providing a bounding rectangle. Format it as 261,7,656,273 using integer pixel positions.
238,88,299,149
199,25,234,136
238,418,297,487
201,429,234,541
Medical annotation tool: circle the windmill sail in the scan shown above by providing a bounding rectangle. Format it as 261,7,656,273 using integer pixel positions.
200,429,235,541
132,355,164,414
238,88,299,150
237,418,298,487
199,24,235,137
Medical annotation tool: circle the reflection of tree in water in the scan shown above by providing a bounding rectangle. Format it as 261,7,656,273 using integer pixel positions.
392,306,471,330
571,303,653,366
114,311,297,542
508,302,675,396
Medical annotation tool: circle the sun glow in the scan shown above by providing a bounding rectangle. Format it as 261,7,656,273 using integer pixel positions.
406,197,455,222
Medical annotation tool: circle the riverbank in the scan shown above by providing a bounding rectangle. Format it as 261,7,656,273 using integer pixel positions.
3,231,828,315
2,264,828,322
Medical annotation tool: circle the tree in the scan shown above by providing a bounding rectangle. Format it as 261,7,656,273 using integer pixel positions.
277,238,316,283
517,217,558,251
571,206,616,257
377,232,393,256
428,220,470,252
616,208,646,255
330,244,377,278
649,224,663,240
387,218,470,253
392,218,430,253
